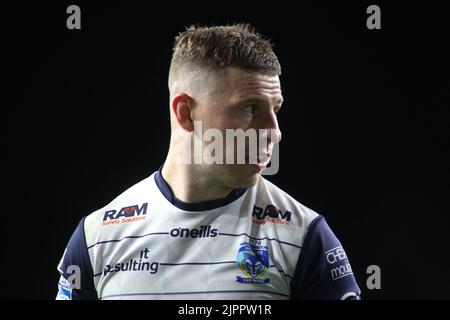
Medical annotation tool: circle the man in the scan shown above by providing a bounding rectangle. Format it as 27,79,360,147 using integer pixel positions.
56,24,361,300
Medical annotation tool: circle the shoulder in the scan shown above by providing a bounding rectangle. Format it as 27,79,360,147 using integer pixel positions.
254,176,320,229
83,173,156,245
290,213,361,299
255,177,361,299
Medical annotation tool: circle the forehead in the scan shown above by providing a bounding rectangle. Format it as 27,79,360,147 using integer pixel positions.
223,68,283,105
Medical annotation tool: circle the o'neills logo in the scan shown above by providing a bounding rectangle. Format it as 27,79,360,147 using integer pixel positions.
102,203,148,226
169,225,218,238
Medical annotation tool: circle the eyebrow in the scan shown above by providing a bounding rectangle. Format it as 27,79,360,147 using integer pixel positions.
237,96,284,107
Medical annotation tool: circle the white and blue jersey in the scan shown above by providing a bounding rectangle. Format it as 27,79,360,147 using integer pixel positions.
56,167,361,300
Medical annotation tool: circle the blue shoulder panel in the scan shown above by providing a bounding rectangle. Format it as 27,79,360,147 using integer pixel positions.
56,217,98,300
291,216,361,300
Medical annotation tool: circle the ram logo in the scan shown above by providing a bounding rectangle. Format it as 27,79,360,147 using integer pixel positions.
103,203,148,221
252,204,291,225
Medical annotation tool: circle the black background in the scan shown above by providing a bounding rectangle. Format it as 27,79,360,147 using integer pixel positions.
4,1,450,299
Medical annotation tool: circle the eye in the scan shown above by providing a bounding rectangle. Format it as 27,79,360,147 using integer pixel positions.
243,105,258,114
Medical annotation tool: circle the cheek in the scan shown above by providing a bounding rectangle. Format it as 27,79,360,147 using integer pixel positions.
200,106,253,133
207,114,237,132
228,112,254,130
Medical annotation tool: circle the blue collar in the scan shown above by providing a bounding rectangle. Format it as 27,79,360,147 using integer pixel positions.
154,166,247,211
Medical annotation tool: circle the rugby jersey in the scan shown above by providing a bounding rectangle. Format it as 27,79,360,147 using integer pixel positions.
56,168,361,300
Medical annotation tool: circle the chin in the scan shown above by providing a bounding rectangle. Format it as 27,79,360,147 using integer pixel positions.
228,165,261,189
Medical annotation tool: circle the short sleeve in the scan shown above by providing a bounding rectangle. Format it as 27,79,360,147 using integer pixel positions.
290,216,361,300
56,217,98,300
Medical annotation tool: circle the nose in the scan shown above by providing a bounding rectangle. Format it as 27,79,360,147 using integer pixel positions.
261,109,282,145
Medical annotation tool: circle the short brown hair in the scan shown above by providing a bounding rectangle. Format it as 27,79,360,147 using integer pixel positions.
170,24,281,76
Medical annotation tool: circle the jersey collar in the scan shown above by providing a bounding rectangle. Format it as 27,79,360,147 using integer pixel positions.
154,166,247,211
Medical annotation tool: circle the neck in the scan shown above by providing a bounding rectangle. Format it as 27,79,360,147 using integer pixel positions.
162,149,233,203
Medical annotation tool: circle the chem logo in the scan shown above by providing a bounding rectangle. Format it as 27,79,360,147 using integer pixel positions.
236,240,270,284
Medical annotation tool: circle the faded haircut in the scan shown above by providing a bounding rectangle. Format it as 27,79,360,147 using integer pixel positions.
168,24,281,91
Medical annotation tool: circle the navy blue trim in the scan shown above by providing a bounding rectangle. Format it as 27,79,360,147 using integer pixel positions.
88,231,301,250
94,262,293,277
100,290,290,299
274,268,294,279
219,232,302,249
88,230,300,252
160,261,235,266
280,273,293,279
155,165,247,211
87,232,169,250
58,217,98,299
290,215,324,300
296,215,323,263
290,215,361,300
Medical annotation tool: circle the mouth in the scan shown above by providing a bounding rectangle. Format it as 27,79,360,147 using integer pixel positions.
251,162,268,171
247,153,271,170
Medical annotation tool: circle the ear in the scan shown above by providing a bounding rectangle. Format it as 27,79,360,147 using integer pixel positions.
171,93,194,132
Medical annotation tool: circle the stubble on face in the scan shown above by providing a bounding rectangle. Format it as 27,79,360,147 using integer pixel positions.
192,67,282,189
